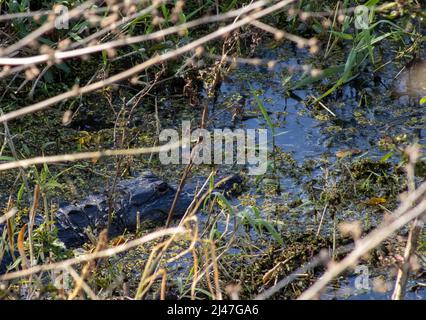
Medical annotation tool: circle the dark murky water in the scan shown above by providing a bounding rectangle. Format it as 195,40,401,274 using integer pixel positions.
214,44,425,166
206,43,425,300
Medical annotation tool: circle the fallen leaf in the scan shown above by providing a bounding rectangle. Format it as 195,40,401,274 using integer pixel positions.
336,149,362,158
364,197,386,205
17,224,29,269
111,236,126,246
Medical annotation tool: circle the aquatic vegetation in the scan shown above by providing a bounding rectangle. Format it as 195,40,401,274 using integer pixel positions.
0,0,424,301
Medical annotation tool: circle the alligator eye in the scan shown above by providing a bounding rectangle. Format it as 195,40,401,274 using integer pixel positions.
156,182,169,194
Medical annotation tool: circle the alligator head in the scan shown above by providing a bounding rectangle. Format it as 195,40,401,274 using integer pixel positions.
55,171,193,248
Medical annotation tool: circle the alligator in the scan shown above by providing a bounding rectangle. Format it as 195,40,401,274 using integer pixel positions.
0,171,196,274
0,171,242,274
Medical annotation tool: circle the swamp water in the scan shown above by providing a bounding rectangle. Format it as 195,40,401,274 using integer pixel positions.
197,42,426,299
42,43,425,300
